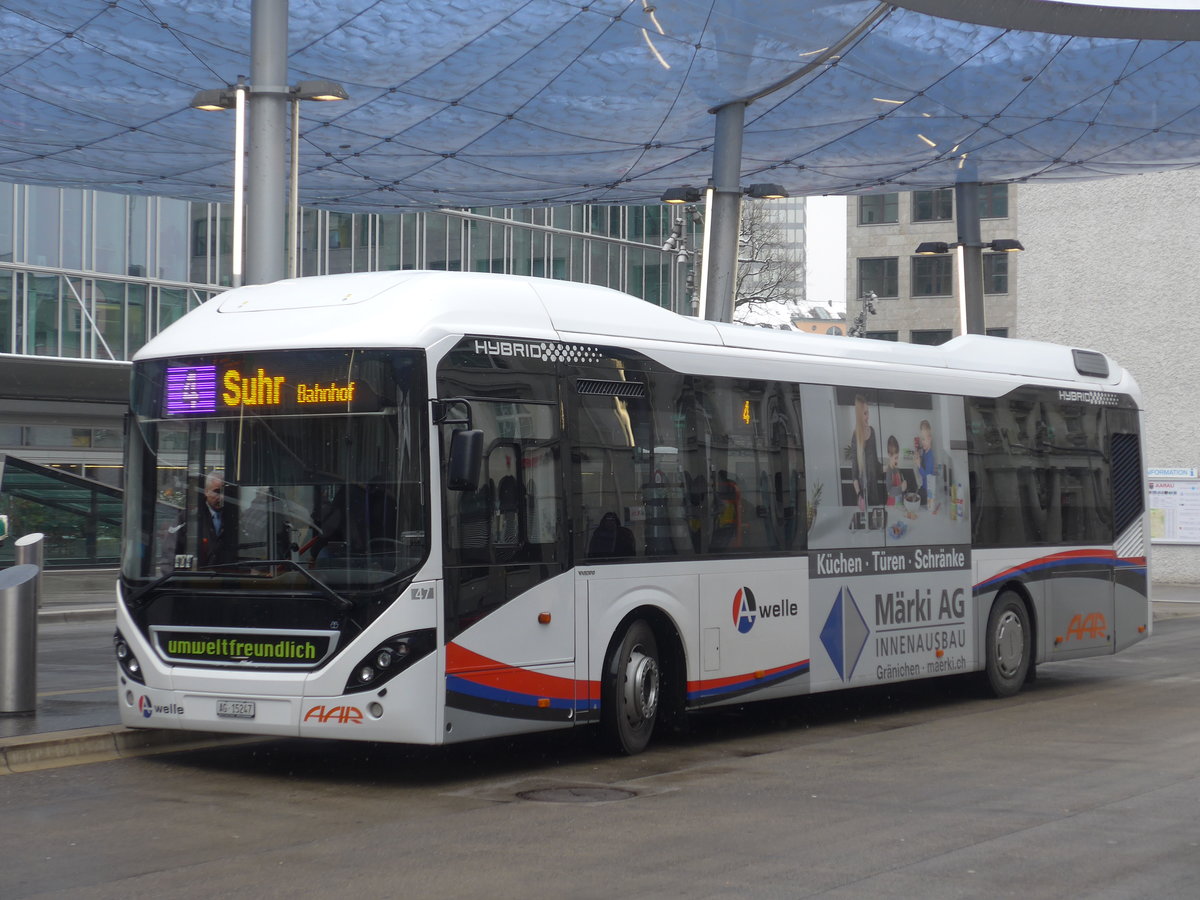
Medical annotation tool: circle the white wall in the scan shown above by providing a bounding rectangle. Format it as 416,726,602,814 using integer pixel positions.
1019,170,1200,584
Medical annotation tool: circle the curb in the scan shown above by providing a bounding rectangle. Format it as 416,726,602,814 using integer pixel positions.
0,725,260,775
38,607,115,625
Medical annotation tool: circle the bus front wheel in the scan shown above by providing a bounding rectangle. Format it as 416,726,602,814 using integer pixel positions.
601,619,660,755
984,593,1031,698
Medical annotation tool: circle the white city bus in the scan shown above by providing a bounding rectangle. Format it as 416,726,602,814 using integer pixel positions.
116,271,1149,753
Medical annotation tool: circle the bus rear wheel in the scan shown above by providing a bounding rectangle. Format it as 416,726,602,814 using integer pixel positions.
601,620,660,755
984,593,1031,698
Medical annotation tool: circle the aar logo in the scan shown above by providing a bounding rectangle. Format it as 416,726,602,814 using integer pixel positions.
303,705,364,725
732,587,758,633
1063,612,1107,642
138,695,153,719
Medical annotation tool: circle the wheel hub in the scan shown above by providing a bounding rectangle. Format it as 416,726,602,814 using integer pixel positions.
623,650,659,724
994,610,1025,678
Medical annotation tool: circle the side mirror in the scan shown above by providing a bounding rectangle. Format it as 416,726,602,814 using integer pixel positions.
447,429,484,492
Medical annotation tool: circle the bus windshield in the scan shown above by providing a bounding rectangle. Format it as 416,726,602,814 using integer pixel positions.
121,349,428,595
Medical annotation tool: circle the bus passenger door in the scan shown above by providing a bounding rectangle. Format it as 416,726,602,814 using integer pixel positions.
440,399,576,734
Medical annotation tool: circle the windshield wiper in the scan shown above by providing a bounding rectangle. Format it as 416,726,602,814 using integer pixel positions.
125,560,352,612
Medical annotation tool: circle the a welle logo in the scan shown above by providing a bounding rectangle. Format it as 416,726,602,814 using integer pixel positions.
138,695,184,719
732,586,798,634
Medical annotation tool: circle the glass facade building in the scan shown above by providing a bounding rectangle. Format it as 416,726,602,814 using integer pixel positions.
0,180,690,565
1,181,684,366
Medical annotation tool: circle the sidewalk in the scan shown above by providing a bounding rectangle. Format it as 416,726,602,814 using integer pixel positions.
3,571,1200,774
35,568,118,624
2,570,241,773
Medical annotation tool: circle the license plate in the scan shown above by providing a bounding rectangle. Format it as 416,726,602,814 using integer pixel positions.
216,699,256,719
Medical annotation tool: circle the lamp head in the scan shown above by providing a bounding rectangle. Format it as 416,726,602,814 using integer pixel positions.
190,88,235,111
744,183,789,200
914,241,951,255
661,186,703,204
989,238,1025,252
292,80,350,102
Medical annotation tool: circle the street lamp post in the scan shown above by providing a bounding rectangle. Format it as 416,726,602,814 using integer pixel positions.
190,76,348,286
662,181,788,321
189,81,249,287
915,235,1024,336
288,81,350,279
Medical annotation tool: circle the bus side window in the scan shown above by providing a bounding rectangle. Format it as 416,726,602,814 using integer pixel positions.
444,401,560,567
495,475,520,547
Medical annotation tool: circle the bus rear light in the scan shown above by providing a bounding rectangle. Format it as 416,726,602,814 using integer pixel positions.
344,629,435,694
114,630,145,685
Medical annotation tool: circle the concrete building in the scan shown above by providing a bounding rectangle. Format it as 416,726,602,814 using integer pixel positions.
844,186,1020,343
1019,170,1200,584
843,175,1197,583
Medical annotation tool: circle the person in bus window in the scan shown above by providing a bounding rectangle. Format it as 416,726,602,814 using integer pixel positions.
588,511,635,558
197,473,236,566
850,394,883,509
712,470,743,549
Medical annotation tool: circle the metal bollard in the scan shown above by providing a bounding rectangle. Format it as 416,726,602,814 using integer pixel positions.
0,563,40,714
14,532,44,609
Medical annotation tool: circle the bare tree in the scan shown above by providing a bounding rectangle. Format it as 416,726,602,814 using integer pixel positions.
733,200,802,325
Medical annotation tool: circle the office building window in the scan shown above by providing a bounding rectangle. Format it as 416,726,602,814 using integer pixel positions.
865,331,899,341
858,257,898,298
912,255,953,296
913,188,953,222
978,184,1009,218
911,329,953,345
983,253,1009,294
858,194,898,225
986,327,1009,338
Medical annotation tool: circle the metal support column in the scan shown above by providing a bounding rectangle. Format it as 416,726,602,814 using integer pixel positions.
703,102,746,323
246,0,289,286
955,180,984,335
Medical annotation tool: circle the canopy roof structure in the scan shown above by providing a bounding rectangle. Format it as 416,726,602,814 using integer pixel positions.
2,0,1200,211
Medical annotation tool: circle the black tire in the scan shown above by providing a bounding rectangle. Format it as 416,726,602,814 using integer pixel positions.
601,619,660,755
984,593,1031,698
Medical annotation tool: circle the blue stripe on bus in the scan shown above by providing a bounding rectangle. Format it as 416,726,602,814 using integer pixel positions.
975,552,1146,594
446,674,577,710
687,660,810,703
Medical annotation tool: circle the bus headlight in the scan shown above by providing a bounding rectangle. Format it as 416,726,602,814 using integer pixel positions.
344,629,435,694
114,630,145,685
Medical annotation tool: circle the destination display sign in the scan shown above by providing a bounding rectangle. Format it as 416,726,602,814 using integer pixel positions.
161,351,385,417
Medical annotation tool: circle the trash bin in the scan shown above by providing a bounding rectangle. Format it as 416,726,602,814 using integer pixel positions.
0,563,39,714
